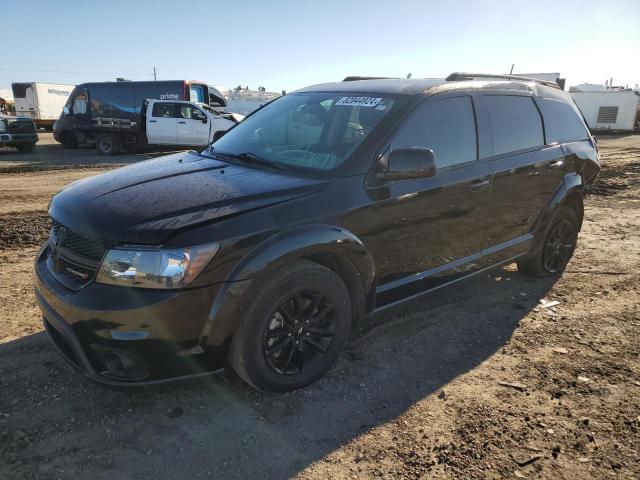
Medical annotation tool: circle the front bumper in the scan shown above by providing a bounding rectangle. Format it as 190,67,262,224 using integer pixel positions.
0,133,38,145
34,246,227,387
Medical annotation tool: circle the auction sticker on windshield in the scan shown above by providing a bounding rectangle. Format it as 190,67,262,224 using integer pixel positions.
335,96,382,107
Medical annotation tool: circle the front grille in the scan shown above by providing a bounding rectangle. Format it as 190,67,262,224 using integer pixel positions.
7,120,36,134
48,220,113,289
51,220,110,263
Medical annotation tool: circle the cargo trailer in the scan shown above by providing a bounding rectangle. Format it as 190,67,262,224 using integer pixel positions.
12,82,75,130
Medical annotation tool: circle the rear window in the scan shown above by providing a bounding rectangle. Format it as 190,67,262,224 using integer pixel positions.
484,95,544,155
541,99,590,143
152,103,177,118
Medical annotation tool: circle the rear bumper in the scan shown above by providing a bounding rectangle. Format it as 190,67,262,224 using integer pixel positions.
34,246,227,387
0,133,38,145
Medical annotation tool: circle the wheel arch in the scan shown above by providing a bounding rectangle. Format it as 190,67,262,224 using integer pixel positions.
534,173,585,236
202,225,376,347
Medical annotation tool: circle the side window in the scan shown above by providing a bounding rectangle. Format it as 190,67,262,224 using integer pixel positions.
392,96,477,169
72,91,88,115
152,103,177,118
484,95,544,155
179,105,206,121
541,99,590,143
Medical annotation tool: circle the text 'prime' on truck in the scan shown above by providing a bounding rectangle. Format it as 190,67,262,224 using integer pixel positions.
53,80,239,155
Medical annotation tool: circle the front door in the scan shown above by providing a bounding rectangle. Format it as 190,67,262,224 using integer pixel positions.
361,93,496,304
176,104,210,145
147,102,178,144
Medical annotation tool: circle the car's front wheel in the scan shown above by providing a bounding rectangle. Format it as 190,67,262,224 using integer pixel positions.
518,206,579,277
229,260,352,392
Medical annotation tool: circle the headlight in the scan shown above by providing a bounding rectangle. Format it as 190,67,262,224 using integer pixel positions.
95,243,220,289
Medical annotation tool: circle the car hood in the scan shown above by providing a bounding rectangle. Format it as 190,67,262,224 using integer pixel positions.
49,152,328,245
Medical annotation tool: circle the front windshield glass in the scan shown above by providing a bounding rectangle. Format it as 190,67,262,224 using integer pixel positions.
211,92,396,173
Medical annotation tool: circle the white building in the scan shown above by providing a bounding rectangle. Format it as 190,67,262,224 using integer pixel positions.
570,83,640,132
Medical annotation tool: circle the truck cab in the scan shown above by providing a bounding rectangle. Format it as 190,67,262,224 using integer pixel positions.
143,99,237,147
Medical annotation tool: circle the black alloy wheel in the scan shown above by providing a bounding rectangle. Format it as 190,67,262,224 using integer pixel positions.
229,260,351,392
518,205,580,277
541,219,577,273
262,290,336,376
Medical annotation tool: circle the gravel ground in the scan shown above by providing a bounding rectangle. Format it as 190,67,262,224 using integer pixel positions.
0,135,638,480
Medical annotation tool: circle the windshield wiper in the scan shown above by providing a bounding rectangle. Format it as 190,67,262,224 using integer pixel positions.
214,151,288,172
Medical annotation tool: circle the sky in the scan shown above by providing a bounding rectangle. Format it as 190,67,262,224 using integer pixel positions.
2,0,639,93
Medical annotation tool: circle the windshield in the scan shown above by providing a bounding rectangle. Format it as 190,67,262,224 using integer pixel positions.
211,92,396,173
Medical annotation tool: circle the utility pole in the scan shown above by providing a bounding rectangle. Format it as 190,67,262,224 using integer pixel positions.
153,67,157,81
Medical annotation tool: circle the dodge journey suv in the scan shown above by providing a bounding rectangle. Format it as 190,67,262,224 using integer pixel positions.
35,73,600,392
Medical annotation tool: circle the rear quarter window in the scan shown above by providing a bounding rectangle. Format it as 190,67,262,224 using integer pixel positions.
541,98,590,143
484,95,544,155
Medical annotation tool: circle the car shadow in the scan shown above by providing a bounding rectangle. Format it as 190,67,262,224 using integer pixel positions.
0,266,557,479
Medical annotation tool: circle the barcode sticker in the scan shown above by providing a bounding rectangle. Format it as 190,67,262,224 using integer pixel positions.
335,96,382,107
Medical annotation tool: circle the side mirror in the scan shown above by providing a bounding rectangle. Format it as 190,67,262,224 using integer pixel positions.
382,146,436,180
63,106,70,115
201,117,207,124
212,130,227,142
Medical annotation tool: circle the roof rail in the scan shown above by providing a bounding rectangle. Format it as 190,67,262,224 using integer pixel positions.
342,76,398,82
445,72,562,89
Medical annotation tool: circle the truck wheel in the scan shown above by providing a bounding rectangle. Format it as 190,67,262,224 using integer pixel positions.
60,132,78,149
229,260,352,393
16,143,36,153
518,206,579,277
96,134,122,156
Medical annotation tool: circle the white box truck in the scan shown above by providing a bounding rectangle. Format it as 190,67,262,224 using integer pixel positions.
12,82,75,130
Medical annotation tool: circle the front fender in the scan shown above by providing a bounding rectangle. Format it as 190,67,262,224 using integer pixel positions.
201,225,376,346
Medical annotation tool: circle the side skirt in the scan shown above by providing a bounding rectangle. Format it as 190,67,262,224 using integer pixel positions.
374,234,532,311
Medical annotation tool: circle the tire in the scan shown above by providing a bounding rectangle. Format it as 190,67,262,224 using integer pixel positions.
16,143,35,153
60,132,78,149
518,206,579,277
229,259,352,393
96,134,122,156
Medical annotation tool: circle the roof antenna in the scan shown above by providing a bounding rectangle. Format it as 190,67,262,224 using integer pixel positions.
406,73,412,79
509,64,515,75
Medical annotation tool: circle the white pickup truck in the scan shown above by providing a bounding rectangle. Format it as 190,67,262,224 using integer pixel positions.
93,99,242,155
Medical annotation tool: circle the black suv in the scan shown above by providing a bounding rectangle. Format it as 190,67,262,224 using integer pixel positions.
35,74,600,392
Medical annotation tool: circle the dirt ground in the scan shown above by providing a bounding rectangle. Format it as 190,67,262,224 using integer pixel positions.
0,135,638,480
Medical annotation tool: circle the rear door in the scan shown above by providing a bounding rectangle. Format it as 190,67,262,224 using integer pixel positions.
363,93,496,300
479,92,566,247
176,104,209,145
147,101,178,144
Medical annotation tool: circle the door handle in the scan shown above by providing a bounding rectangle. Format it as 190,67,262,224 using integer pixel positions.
178,121,186,124
149,120,157,123
467,179,491,191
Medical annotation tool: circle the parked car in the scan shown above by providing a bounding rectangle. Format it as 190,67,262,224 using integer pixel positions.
35,74,600,392
53,80,228,154
0,114,38,152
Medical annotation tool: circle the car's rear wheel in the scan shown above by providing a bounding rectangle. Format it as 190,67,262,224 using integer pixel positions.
96,134,122,156
16,143,36,153
229,260,351,392
518,206,579,277
60,131,78,149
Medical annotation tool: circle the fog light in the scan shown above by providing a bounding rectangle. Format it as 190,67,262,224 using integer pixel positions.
91,344,148,380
